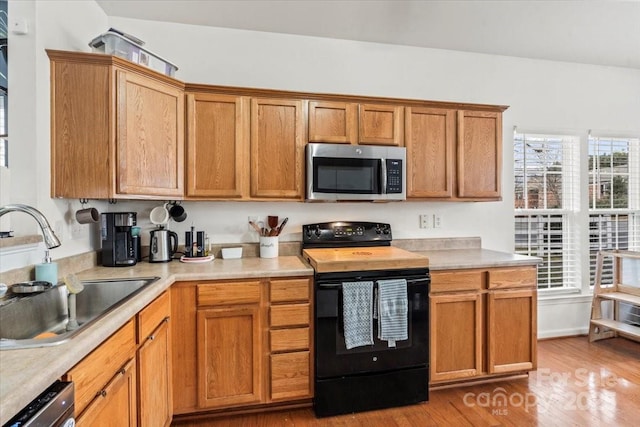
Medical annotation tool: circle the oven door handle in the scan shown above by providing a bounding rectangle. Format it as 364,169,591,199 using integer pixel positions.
318,277,430,289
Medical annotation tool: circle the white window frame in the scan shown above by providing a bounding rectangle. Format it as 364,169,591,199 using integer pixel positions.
588,136,640,286
514,133,580,292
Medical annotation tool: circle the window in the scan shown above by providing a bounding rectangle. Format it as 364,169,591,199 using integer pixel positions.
514,133,579,290
0,0,7,168
588,136,640,286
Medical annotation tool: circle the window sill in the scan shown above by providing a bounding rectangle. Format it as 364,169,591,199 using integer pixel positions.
0,234,42,250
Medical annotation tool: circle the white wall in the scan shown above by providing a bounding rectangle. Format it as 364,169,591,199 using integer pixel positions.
4,3,640,337
2,0,107,269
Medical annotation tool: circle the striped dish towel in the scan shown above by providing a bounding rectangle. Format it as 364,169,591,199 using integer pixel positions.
342,281,374,350
377,279,408,346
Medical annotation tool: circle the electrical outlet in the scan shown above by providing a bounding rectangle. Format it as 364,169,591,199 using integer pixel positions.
433,214,442,229
419,214,430,229
71,222,84,240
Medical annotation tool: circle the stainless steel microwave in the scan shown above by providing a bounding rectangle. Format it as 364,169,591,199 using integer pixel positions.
306,143,406,201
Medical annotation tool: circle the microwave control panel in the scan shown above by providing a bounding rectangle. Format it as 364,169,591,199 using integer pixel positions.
386,159,403,193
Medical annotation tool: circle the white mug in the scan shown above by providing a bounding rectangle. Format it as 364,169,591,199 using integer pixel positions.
150,205,170,225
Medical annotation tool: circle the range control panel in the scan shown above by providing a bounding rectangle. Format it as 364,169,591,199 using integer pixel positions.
302,221,392,248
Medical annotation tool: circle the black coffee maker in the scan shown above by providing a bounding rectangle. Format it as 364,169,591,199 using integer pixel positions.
101,212,137,267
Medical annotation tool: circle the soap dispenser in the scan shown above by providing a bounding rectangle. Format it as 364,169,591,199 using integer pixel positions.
35,250,58,286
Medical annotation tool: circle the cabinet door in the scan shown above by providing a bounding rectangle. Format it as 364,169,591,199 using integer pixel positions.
116,69,184,197
197,305,263,408
138,318,172,427
250,98,305,199
270,351,312,401
64,320,136,415
405,107,455,198
358,104,404,146
50,60,112,199
430,292,483,382
487,288,537,374
76,359,137,427
171,283,198,414
457,110,501,198
186,93,249,198
308,100,358,144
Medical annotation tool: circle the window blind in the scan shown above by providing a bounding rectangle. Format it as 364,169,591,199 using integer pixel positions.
514,133,580,290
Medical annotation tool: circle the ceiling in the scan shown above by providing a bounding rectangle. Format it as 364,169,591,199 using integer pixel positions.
95,0,640,69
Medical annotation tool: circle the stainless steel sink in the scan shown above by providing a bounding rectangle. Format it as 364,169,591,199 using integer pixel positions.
0,277,160,349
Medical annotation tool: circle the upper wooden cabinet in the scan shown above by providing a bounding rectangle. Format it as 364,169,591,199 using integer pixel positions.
48,50,185,199
250,98,305,200
185,93,249,198
406,108,502,200
308,101,403,146
48,50,506,202
308,101,358,144
457,110,502,199
405,107,455,198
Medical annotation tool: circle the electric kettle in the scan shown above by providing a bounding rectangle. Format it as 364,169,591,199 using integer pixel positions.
149,228,178,263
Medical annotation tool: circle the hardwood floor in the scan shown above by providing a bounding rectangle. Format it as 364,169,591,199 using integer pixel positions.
173,337,640,426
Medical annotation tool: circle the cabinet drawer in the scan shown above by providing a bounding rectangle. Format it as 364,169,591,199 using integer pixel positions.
431,270,485,293
64,319,136,415
270,351,311,401
137,291,170,343
270,327,309,352
489,267,537,289
270,278,310,303
197,281,261,306
270,304,310,328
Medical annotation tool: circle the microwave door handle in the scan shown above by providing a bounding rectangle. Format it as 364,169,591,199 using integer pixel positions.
381,159,388,194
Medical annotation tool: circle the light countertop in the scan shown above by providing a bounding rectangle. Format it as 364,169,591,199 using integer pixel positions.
0,247,539,423
0,256,312,425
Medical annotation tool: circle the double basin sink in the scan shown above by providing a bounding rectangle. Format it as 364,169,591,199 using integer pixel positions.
0,277,160,350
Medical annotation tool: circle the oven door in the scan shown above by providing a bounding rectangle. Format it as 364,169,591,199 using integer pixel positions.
314,269,429,379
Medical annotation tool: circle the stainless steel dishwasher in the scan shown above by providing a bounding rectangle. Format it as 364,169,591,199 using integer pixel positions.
3,381,74,427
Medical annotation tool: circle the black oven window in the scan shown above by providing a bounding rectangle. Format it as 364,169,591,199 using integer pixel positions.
314,157,381,194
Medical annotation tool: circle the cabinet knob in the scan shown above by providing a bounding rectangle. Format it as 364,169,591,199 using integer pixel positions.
149,335,155,341
100,390,107,397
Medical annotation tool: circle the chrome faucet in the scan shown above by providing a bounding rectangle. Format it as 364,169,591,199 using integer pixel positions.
0,204,61,249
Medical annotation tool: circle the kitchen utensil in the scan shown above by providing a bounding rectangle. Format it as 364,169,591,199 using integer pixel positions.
150,205,170,225
277,217,289,235
249,221,262,235
149,228,178,262
268,216,279,236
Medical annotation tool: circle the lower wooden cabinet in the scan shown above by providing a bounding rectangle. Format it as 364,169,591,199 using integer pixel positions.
430,266,537,385
197,304,264,408
65,293,173,427
64,320,136,417
137,291,172,427
171,277,313,416
268,278,313,401
430,292,483,382
76,358,137,427
487,288,537,374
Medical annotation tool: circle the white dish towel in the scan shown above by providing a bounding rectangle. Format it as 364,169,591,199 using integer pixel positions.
377,278,408,347
342,281,374,350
